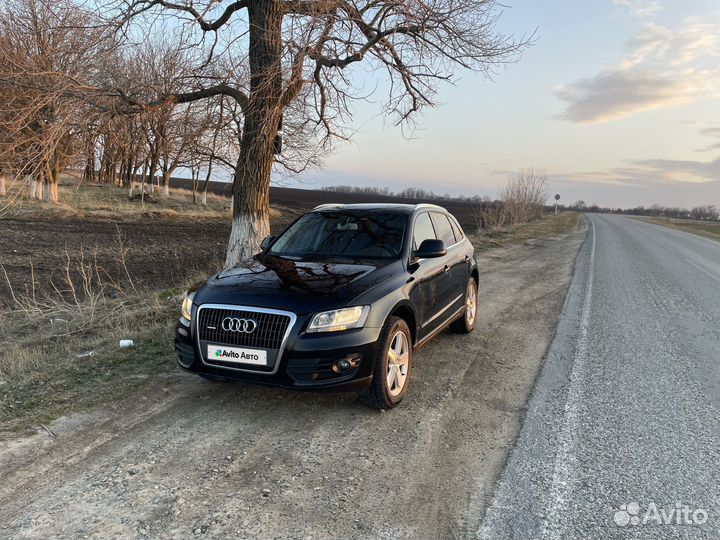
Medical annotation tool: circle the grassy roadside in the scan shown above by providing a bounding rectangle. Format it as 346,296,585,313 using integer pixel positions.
471,212,583,252
0,211,583,436
634,216,720,241
0,290,184,435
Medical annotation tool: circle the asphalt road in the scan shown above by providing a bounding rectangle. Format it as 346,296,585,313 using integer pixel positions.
479,214,720,539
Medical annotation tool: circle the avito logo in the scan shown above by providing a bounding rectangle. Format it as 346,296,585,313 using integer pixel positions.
215,349,240,359
614,502,708,527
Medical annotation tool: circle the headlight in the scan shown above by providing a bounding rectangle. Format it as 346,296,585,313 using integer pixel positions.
306,306,370,333
180,292,195,321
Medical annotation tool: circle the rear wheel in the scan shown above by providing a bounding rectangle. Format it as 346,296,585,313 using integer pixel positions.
451,277,478,333
360,317,413,409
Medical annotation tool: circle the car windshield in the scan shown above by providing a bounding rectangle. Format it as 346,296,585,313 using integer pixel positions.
268,211,407,260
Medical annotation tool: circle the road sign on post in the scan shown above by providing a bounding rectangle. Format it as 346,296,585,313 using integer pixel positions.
554,194,560,215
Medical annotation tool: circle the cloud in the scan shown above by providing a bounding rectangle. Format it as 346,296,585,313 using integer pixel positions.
552,156,720,190
555,20,720,124
613,0,662,17
698,143,720,153
629,157,720,183
696,126,720,152
699,127,720,138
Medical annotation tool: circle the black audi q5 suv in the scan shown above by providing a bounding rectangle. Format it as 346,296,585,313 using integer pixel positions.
175,203,479,409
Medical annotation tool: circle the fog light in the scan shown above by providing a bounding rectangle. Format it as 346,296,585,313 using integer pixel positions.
178,327,188,337
333,359,351,373
332,354,361,374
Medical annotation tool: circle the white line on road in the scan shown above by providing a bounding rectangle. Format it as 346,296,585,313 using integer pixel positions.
540,218,596,540
635,219,720,283
686,259,720,284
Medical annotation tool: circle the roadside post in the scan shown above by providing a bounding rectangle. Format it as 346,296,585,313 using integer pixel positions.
554,194,560,215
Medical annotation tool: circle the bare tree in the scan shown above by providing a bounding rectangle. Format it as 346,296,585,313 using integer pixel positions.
0,0,112,202
108,0,528,266
502,168,548,225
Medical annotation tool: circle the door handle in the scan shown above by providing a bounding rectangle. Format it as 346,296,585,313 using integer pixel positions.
443,264,450,274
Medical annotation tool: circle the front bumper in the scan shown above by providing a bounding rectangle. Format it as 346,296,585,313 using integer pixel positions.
174,315,381,391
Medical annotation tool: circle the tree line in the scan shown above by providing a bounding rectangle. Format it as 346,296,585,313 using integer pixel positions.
0,0,247,205
564,202,720,222
322,185,495,204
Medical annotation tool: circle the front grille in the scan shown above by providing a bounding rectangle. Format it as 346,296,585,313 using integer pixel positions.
198,307,291,350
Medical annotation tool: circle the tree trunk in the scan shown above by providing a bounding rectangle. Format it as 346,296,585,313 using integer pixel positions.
163,163,177,198
225,0,283,267
146,153,158,195
84,146,95,183
103,156,112,184
192,167,197,205
51,179,59,202
140,159,148,202
29,175,41,199
124,153,134,188
200,158,213,207
162,162,170,197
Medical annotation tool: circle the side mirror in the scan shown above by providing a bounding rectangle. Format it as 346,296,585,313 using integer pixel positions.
260,235,276,251
415,239,447,259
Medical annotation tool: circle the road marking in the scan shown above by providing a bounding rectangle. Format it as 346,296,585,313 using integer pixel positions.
686,259,720,284
634,218,720,283
540,217,596,539
636,217,720,247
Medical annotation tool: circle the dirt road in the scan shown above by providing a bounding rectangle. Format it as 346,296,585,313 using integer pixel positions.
0,221,586,540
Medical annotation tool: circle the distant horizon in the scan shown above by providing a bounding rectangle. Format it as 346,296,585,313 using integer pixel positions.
164,167,716,211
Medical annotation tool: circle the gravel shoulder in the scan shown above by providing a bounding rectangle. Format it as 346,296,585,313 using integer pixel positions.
0,219,587,540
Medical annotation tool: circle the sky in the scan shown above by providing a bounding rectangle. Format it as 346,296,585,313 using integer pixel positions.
277,0,720,209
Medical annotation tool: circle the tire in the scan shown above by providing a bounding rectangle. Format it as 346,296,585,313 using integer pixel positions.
360,317,413,409
451,277,478,334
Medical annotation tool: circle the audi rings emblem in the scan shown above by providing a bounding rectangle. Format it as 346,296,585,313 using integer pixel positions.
221,317,258,334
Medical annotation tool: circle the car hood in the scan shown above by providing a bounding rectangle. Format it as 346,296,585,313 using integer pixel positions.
194,255,401,313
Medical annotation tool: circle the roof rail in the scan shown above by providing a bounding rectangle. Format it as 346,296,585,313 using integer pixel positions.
311,202,449,211
415,203,447,211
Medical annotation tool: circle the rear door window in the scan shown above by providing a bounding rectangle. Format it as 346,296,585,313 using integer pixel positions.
449,216,464,242
431,213,456,246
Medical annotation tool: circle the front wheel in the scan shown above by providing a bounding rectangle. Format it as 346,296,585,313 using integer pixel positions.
360,317,413,409
451,278,478,333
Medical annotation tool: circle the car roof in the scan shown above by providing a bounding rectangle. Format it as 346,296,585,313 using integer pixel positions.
312,203,448,213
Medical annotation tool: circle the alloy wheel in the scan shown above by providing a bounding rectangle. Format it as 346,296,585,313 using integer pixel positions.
466,280,477,327
386,330,410,397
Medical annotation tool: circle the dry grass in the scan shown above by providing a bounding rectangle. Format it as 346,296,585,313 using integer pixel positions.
635,216,720,241
0,243,218,435
0,173,233,221
471,212,583,252
0,173,290,223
